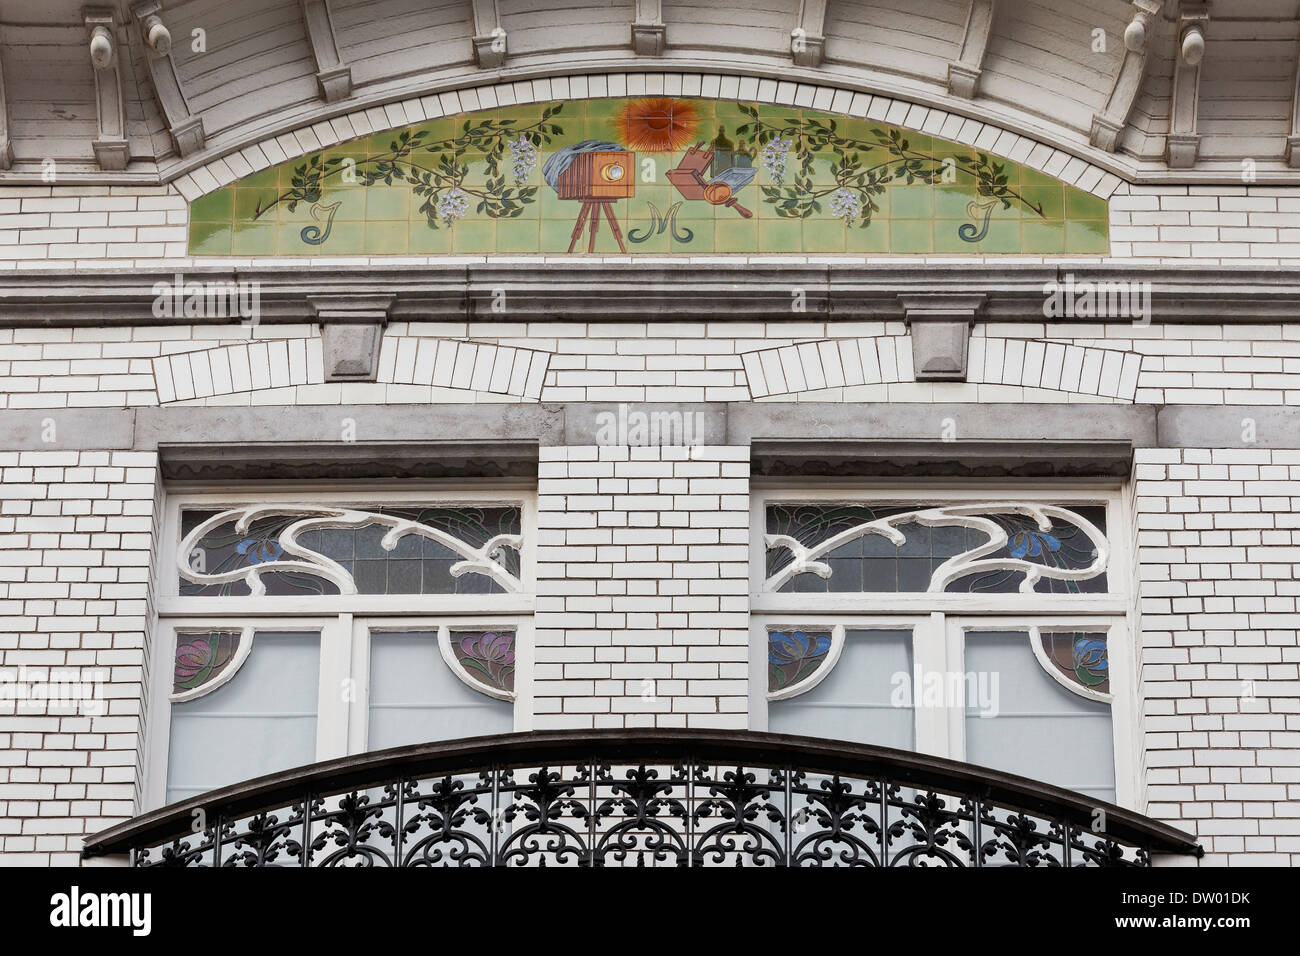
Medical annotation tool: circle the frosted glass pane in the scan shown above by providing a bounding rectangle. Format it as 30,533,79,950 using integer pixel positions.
769,629,913,749
368,630,513,750
166,630,320,804
964,631,1115,803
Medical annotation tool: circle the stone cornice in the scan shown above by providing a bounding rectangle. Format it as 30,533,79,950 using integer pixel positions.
2,263,1299,327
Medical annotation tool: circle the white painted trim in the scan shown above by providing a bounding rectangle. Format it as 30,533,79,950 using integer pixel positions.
749,481,1137,812
751,593,1126,615
751,613,927,740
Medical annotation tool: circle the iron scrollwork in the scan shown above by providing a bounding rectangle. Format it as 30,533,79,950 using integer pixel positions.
123,756,1169,867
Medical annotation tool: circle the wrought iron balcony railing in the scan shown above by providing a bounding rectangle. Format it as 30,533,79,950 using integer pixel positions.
83,729,1201,867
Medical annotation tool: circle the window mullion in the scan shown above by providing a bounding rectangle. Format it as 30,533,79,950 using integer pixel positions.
946,615,967,763
315,613,353,762
911,612,949,759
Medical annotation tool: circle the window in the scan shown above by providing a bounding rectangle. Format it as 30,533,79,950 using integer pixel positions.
147,488,535,810
751,486,1136,809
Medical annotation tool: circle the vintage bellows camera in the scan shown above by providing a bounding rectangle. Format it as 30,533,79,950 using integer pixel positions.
556,150,636,200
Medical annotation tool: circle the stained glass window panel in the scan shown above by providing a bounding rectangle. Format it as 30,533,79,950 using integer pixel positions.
179,505,522,596
172,629,241,695
1040,631,1110,694
765,503,1108,594
450,629,517,694
767,630,833,693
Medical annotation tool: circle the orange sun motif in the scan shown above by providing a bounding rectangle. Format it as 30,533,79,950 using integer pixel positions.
616,98,700,153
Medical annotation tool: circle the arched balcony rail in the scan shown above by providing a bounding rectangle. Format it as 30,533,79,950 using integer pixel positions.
83,729,1201,867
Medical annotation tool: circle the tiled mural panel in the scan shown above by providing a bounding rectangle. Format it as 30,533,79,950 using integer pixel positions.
188,98,1110,257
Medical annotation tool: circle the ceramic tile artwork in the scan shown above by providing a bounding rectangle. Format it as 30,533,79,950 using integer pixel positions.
188,98,1110,257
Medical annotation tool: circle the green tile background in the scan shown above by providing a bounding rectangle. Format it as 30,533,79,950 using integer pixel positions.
188,98,1110,257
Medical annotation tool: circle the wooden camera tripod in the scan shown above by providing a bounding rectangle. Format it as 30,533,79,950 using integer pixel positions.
568,200,627,254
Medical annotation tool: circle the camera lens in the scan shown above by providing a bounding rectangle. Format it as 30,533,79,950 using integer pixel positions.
600,163,625,182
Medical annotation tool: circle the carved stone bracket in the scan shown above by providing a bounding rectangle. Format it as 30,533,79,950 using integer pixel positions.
310,294,393,382
632,0,666,56
1167,2,1210,169
131,1,204,156
1289,39,1300,167
299,0,351,102
899,293,986,381
791,0,828,68
0,46,13,169
1090,0,1162,152
948,0,996,98
84,8,130,170
471,0,507,68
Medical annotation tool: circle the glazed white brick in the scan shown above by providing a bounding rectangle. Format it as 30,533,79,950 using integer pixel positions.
1136,447,1300,862
0,452,160,861
532,445,748,731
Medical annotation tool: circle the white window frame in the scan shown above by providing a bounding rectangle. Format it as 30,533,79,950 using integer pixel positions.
749,480,1141,812
145,482,536,811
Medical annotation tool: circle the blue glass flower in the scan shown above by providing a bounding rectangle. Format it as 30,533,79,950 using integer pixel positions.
1008,529,1060,559
236,538,284,564
1072,636,1108,686
768,631,832,666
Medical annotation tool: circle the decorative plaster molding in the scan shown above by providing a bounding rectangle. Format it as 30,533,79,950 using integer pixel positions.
1286,31,1300,166
311,293,392,382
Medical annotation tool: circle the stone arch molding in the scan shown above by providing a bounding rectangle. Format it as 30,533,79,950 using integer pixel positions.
175,72,1121,260
151,338,552,403
741,337,1142,402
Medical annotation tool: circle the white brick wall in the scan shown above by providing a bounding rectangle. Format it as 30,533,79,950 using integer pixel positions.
1111,185,1300,264
1136,448,1300,866
0,451,160,865
531,444,750,730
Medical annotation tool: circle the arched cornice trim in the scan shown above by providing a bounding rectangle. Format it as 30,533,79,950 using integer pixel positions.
171,72,1126,208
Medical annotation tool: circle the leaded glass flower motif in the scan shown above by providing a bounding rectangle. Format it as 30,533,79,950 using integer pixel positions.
768,631,833,693
452,630,516,693
173,631,241,694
